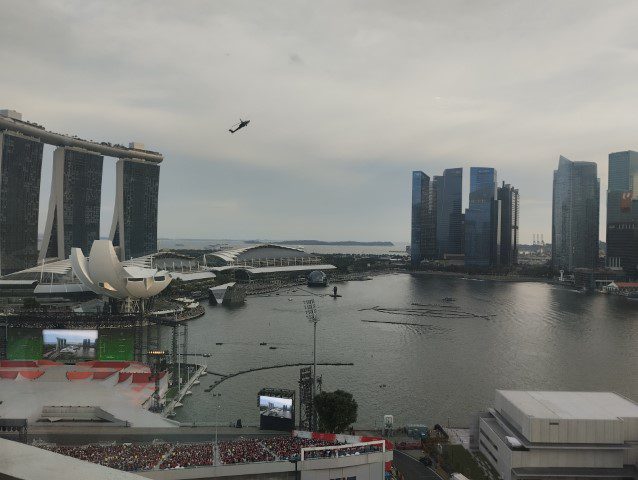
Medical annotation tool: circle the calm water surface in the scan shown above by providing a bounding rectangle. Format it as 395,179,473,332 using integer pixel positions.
170,274,638,428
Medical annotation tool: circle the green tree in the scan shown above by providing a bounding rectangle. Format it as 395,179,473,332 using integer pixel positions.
314,390,358,433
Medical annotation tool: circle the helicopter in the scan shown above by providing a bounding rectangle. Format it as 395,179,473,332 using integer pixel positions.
228,119,250,133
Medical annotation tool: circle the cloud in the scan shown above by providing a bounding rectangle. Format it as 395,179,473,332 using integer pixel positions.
2,0,638,242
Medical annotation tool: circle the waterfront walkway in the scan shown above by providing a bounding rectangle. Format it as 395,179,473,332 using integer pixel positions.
164,364,207,418
204,362,354,392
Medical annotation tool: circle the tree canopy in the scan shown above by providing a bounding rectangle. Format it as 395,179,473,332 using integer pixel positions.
314,389,358,433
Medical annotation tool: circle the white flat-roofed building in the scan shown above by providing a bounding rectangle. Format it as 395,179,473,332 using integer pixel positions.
477,390,638,480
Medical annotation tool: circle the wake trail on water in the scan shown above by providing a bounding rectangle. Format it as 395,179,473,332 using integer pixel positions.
359,304,494,321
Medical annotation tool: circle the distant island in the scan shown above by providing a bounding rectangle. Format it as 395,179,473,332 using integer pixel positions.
245,240,394,246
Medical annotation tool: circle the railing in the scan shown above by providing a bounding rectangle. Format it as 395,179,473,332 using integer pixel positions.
301,440,385,461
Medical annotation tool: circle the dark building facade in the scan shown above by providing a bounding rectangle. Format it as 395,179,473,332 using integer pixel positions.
436,168,463,256
465,167,500,268
551,156,599,272
41,147,103,260
498,182,519,268
606,151,638,275
0,131,43,275
411,171,429,268
111,159,160,260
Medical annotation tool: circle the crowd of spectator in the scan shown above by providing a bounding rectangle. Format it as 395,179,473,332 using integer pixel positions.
304,444,382,460
41,436,380,471
159,443,214,469
262,436,340,460
44,443,170,471
219,438,275,464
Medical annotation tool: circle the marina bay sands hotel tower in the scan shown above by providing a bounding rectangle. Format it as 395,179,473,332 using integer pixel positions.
0,110,162,275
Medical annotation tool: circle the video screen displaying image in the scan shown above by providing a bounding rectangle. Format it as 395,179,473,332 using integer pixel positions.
259,395,293,419
42,329,98,361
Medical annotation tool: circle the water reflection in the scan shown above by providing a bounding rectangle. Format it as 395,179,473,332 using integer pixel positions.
169,274,638,428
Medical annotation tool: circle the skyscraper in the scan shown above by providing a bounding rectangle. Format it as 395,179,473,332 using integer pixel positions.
551,156,600,272
436,167,463,256
606,151,638,274
498,182,519,268
111,159,160,260
424,175,440,259
0,131,43,275
465,167,500,268
411,171,429,268
40,147,104,260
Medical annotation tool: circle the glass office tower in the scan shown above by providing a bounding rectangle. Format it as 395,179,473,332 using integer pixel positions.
0,131,43,275
424,175,441,259
551,156,599,272
411,171,429,268
606,151,638,274
498,182,519,268
436,167,463,256
465,167,499,268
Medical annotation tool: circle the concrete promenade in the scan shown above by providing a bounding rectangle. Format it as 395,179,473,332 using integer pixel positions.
163,364,207,418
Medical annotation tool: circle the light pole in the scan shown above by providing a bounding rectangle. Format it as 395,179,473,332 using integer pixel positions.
303,299,319,431
147,350,168,412
212,393,222,444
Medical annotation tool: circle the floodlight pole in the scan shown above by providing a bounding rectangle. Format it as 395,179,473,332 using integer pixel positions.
304,299,319,431
212,393,222,444
313,320,317,413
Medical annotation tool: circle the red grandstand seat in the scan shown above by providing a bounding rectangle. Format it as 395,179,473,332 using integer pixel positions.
36,360,62,366
0,360,37,368
92,361,131,369
66,372,93,381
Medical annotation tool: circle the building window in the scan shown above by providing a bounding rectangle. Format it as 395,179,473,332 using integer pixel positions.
480,440,498,463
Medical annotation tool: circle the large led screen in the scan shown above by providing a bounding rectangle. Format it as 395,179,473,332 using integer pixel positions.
259,395,293,420
42,329,98,361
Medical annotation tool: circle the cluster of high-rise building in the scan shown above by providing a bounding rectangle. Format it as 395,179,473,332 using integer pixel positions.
0,110,162,276
551,151,638,277
411,167,519,270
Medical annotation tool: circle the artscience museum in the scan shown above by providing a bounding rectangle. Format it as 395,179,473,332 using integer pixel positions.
70,240,171,300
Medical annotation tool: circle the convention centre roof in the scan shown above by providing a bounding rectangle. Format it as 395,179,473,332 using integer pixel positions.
497,390,638,420
209,244,311,264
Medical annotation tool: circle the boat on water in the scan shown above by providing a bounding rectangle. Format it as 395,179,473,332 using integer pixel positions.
442,297,456,302
193,380,200,385
185,391,192,396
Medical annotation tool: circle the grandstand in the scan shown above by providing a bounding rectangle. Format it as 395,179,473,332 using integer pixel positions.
38,432,392,480
0,360,172,427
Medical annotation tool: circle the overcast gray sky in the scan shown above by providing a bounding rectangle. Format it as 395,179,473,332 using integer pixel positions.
2,0,638,243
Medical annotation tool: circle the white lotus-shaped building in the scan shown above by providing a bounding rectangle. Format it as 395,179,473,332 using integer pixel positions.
70,240,171,300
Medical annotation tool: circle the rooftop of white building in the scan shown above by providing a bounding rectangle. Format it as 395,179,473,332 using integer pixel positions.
498,390,638,421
